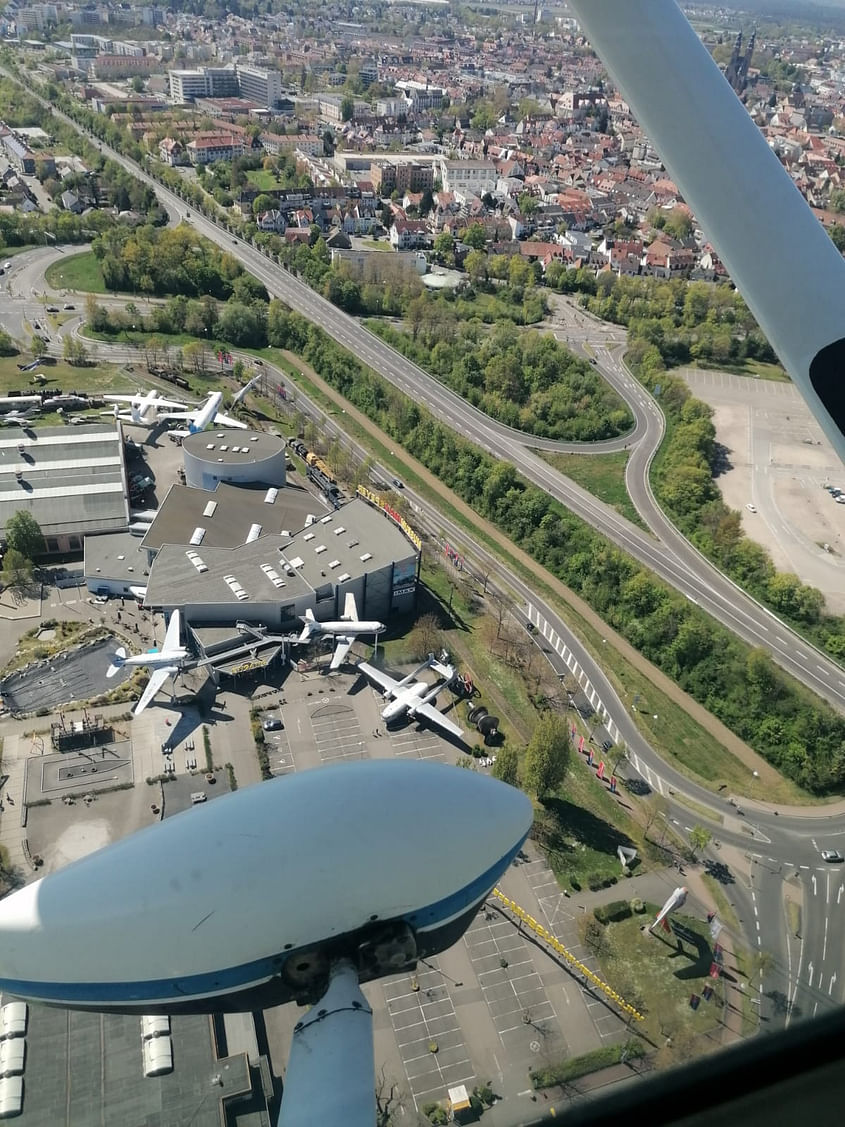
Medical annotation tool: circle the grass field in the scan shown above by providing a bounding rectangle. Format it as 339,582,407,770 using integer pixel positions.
358,239,393,251
245,169,285,191
593,906,726,1050
0,354,131,395
45,251,105,294
541,449,647,531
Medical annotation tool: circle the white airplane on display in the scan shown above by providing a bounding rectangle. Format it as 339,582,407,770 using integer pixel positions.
164,391,249,437
106,609,189,717
357,653,464,738
103,389,189,426
231,373,262,407
0,405,39,426
298,593,385,671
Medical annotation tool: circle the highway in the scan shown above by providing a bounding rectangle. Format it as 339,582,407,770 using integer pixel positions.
13,79,845,711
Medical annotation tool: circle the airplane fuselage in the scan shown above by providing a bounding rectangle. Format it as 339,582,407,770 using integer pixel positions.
382,682,433,724
315,620,385,637
125,647,189,670
188,392,223,434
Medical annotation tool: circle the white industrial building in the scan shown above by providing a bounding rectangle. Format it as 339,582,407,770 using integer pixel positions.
182,430,286,491
143,493,419,628
0,424,129,556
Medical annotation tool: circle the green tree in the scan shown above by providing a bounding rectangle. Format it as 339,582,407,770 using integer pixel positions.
63,336,87,365
433,231,454,263
688,824,712,859
340,95,354,123
829,222,845,253
252,193,276,216
2,547,32,592
524,712,570,799
0,329,16,356
464,249,487,285
5,511,45,559
462,223,486,251
491,744,519,787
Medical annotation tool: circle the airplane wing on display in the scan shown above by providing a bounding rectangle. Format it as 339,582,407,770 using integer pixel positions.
410,702,464,740
210,410,249,430
104,394,189,410
133,666,176,717
356,661,399,696
329,636,354,671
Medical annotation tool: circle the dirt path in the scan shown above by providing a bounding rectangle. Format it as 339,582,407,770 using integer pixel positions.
281,351,790,793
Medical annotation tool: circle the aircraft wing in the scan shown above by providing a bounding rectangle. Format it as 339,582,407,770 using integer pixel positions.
329,636,353,671
162,610,181,656
357,661,399,696
412,701,464,739
104,395,189,409
134,666,176,717
210,410,248,430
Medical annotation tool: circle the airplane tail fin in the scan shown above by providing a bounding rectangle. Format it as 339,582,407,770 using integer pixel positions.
106,648,127,678
298,610,316,643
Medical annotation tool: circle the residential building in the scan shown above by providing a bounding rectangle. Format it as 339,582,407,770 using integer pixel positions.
438,157,497,196
390,218,429,250
2,135,35,175
186,133,246,165
370,160,434,194
394,80,446,111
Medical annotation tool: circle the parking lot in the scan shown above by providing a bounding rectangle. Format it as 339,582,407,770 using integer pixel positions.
383,964,475,1108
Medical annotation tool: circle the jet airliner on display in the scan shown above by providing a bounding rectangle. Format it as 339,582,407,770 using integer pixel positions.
297,593,385,670
357,653,464,738
107,609,189,716
164,390,249,436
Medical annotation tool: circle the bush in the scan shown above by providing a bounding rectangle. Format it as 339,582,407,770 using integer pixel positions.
530,1041,646,1089
594,900,633,925
225,762,238,791
570,877,581,891
587,873,604,891
631,897,645,914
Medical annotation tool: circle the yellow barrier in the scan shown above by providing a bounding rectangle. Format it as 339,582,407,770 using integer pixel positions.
356,485,423,552
491,887,644,1022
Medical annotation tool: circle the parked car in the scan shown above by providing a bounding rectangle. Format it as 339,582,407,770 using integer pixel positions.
46,305,59,313
746,503,757,513
822,850,844,863
263,716,283,732
63,303,74,310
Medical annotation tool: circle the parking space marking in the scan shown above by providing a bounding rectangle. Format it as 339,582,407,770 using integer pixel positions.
382,966,475,1109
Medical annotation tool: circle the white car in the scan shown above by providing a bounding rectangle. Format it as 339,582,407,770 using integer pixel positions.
745,503,757,513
